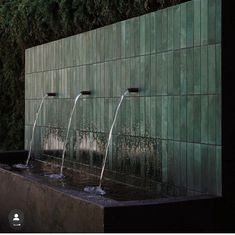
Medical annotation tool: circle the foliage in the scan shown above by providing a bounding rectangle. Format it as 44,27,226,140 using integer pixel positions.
0,0,188,150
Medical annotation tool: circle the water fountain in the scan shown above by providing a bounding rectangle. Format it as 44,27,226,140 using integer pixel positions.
0,0,221,230
84,88,139,195
47,90,91,179
13,92,56,169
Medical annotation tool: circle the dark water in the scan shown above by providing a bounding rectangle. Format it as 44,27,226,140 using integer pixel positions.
0,161,164,201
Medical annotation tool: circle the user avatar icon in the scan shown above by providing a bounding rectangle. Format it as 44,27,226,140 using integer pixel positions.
13,213,20,221
8,209,24,230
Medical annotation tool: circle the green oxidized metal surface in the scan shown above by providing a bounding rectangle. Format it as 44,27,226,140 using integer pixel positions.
25,0,221,196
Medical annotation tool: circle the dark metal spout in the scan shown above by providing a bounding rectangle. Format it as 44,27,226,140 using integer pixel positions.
47,92,57,96
127,88,139,93
81,90,91,95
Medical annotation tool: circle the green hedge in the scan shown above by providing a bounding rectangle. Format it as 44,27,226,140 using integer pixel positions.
0,0,188,150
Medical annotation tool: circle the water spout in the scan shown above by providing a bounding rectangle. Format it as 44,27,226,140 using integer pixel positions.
14,93,56,169
84,88,139,195
49,91,91,179
59,93,82,177
127,88,139,93
47,92,57,97
80,91,91,95
99,90,129,188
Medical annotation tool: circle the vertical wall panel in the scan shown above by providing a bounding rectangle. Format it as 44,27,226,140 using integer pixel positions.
145,15,151,54
180,49,187,94
186,48,194,94
173,51,181,95
125,20,131,58
215,0,221,43
173,5,181,50
201,0,208,45
193,47,201,94
167,7,173,50
193,0,201,46
193,95,201,143
180,4,187,48
140,16,145,55
208,0,216,44
162,96,168,139
187,96,194,142
149,97,156,138
201,95,209,144
145,97,151,137
173,96,180,141
215,44,221,94
200,45,208,94
186,2,194,48
156,96,162,138
208,95,216,144
180,96,187,142
162,10,168,51
208,45,216,93
167,96,174,140
150,13,156,53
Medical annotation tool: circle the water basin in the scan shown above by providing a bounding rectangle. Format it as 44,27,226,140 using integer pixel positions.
0,151,220,232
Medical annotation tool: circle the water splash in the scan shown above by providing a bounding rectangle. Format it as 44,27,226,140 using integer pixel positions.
84,90,129,195
59,93,82,176
84,186,106,195
13,163,33,169
44,173,65,180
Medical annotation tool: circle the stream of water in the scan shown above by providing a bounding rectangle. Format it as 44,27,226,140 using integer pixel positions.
84,90,129,195
48,93,82,179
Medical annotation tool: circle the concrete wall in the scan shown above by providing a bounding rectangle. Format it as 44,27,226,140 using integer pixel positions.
25,0,221,196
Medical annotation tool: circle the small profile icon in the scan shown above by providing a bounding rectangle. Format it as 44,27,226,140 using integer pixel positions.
13,213,20,221
8,209,24,230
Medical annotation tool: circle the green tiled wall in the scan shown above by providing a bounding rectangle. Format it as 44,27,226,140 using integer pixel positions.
25,0,221,196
